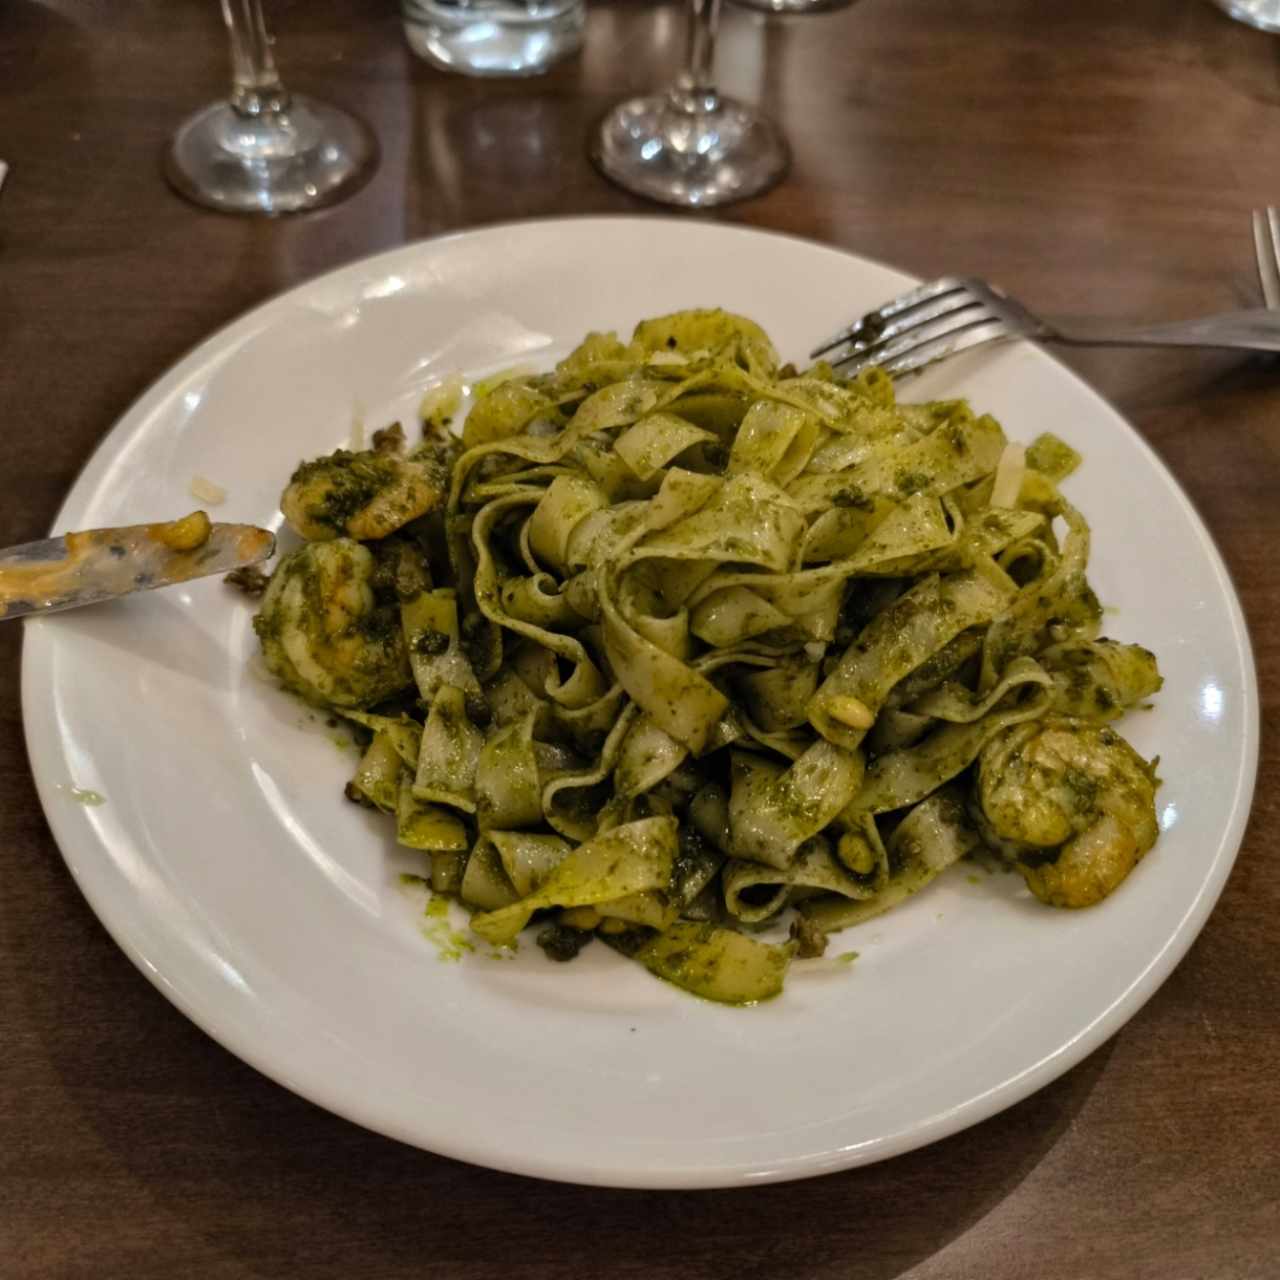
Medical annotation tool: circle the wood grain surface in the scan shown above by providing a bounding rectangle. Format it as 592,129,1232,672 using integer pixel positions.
1,1,1277,1276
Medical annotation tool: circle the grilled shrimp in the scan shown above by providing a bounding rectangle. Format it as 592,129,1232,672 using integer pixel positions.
974,716,1158,908
254,539,411,708
281,446,446,541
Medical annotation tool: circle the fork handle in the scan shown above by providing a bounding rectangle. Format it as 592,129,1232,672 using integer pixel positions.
1046,308,1280,353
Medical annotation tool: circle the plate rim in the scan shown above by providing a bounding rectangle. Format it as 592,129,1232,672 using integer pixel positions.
20,215,1261,1188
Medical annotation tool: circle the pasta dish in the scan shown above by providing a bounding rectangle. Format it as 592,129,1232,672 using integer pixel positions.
243,310,1162,1003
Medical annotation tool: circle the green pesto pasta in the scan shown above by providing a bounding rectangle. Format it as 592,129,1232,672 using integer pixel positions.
250,308,1163,1004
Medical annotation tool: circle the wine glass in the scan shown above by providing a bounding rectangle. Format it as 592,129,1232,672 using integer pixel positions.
165,0,378,215
591,0,789,208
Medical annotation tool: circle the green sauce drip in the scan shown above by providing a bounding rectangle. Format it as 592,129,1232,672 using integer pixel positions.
422,892,475,963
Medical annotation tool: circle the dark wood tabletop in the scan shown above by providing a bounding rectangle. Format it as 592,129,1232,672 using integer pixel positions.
2,0,1278,1275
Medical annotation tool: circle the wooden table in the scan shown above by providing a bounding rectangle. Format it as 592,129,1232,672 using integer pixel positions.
2,0,1277,1275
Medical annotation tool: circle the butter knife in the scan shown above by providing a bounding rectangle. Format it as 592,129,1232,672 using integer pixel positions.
0,512,275,620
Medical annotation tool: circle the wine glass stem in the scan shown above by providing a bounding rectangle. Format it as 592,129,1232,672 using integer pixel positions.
675,0,721,111
222,0,290,117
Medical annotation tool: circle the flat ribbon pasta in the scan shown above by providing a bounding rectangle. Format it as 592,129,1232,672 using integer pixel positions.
251,307,1162,999
470,816,679,945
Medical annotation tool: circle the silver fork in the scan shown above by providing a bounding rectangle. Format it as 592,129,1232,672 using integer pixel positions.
812,275,1280,378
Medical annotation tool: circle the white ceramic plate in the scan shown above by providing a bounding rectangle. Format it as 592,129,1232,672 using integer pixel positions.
23,218,1257,1188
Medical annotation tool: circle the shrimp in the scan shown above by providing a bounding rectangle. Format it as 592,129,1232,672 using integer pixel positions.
281,444,446,542
1040,638,1162,721
254,539,411,708
974,716,1158,908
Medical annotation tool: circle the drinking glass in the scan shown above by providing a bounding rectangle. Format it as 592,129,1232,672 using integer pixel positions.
165,0,378,215
1209,0,1280,30
729,0,852,12
402,0,585,77
591,0,789,207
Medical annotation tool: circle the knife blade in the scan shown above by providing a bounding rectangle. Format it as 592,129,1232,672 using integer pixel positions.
0,512,275,620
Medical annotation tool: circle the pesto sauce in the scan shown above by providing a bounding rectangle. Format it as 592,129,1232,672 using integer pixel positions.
59,784,105,806
421,891,475,962
289,450,404,534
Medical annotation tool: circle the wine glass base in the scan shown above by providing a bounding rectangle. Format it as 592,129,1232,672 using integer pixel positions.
591,93,789,208
1209,0,1280,31
164,95,378,216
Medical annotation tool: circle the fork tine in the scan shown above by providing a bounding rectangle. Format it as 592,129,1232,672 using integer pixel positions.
837,317,1011,379
821,294,993,368
1258,208,1280,311
810,276,973,358
831,304,1002,375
